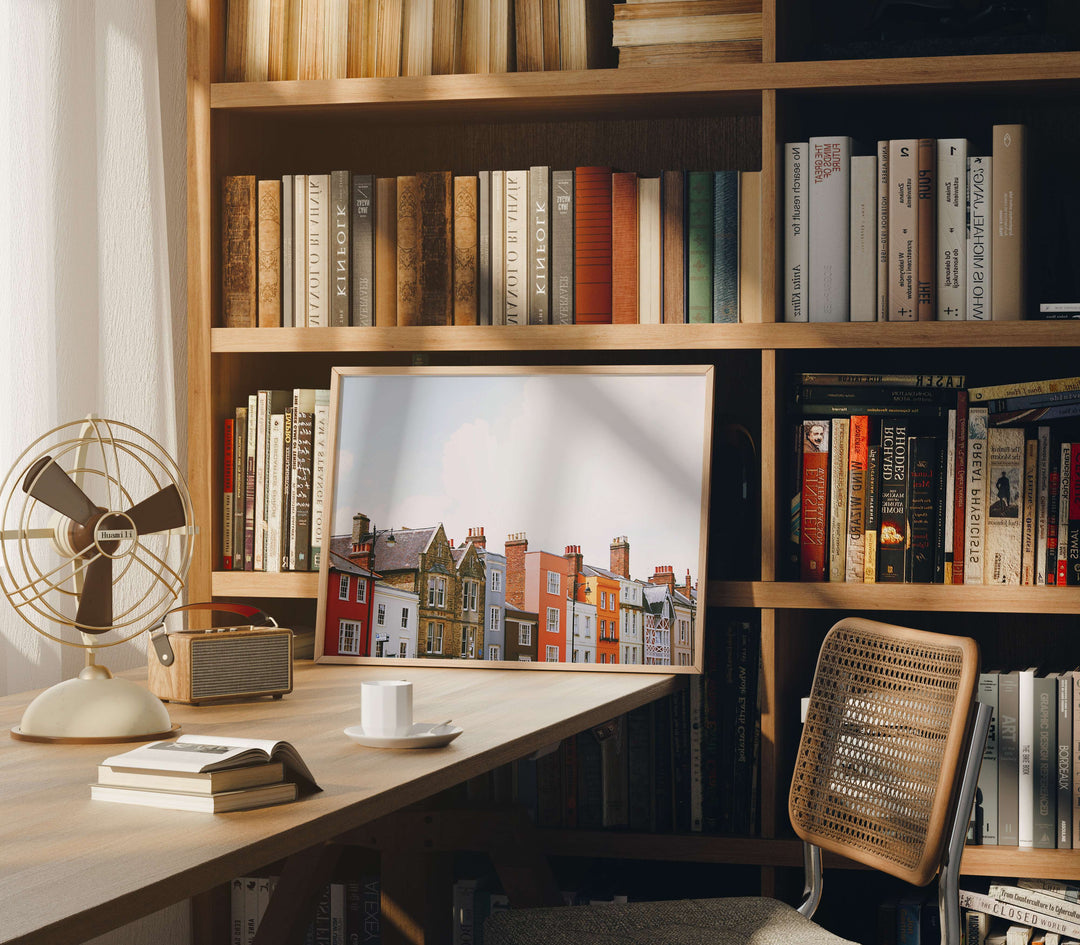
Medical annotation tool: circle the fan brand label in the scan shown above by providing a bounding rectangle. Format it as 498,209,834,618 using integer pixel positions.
98,528,136,541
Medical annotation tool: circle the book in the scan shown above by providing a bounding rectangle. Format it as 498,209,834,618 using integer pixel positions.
265,412,285,573
991,123,1026,320
999,669,1021,845
828,417,849,582
937,138,968,320
351,173,374,327
738,170,761,322
1057,672,1073,848
850,154,876,321
396,174,420,325
528,165,550,324
453,175,479,326
306,172,329,326
784,142,808,322
574,166,612,323
686,170,714,324
799,372,966,388
800,419,829,581
244,393,258,570
223,175,258,328
952,389,969,584
1022,436,1038,585
289,388,316,571
292,174,307,325
1019,879,1080,902
611,170,640,324
478,169,492,324
977,671,999,843
1034,673,1057,848
916,137,935,321
329,169,350,326
504,168,527,325
808,135,851,321
233,405,247,570
402,0,434,75
417,170,453,326
964,406,989,585
616,39,763,67
865,441,880,583
491,169,505,324
97,760,285,794
876,138,889,321
960,889,1080,940
223,417,235,570
1057,442,1072,586
943,407,957,583
638,175,662,324
310,388,331,569
281,173,294,327
374,176,397,326
257,179,282,327
1037,426,1052,585
846,415,870,582
877,420,909,583
712,169,739,323
551,169,574,325
967,154,992,320
888,138,917,321
993,885,1080,926
906,435,938,584
985,425,1024,584
1020,666,1038,847
91,780,299,813
611,10,762,47
662,169,686,323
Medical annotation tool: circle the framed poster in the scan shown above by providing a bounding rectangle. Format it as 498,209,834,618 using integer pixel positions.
314,365,713,672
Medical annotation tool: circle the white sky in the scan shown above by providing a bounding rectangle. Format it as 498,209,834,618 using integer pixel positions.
330,370,710,585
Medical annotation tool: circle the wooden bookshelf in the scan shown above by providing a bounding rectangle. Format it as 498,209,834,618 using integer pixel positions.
186,0,1080,933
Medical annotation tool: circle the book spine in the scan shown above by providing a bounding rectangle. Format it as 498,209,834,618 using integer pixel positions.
306,173,329,326
808,135,851,321
222,175,257,328
993,885,1080,925
1034,674,1057,848
1020,667,1036,847
478,169,491,325
800,372,966,388
1058,673,1073,848
800,419,829,581
784,142,808,322
937,138,968,320
1059,443,1073,585
351,174,374,327
490,170,505,324
689,674,704,832
280,405,292,571
638,176,662,324
999,670,1020,845
528,165,550,324
417,170,453,326
906,435,937,584
254,390,269,571
291,399,314,572
612,170,640,324
978,672,999,843
985,425,1024,585
1021,436,1038,585
396,175,419,325
952,390,968,584
1071,443,1080,585
662,169,685,323
942,408,957,583
796,384,959,406
787,421,802,580
991,123,1026,320
504,169,527,325
1073,669,1080,850
739,171,761,322
551,170,574,325
310,389,330,570
453,175,479,326
712,169,739,323
257,179,282,328
958,889,1080,939
916,137,935,321
846,415,869,581
244,393,257,570
963,406,988,584
293,175,307,326
966,154,992,320
849,154,876,321
573,166,613,323
877,420,909,583
1019,878,1080,901
730,619,759,834
876,139,889,321
233,406,246,570
223,417,234,570
265,414,285,574
374,177,397,326
1037,425,1051,585
828,417,849,582
1047,433,1061,585
281,174,293,327
865,440,880,583
888,138,917,321
686,170,714,324
329,169,350,327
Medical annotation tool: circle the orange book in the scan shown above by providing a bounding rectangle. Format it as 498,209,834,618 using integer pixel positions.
574,166,613,324
800,419,830,581
611,171,639,324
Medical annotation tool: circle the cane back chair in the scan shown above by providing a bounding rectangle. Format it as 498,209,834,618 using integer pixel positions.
485,616,991,945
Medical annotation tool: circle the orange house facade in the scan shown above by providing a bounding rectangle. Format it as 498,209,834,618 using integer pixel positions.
586,571,621,664
506,533,572,663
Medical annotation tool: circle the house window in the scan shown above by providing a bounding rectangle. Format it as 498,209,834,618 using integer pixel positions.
600,591,607,609
489,606,500,631
462,579,478,612
546,570,560,594
600,619,607,639
490,569,502,592
401,607,409,628
487,645,500,661
356,579,367,604
585,616,592,638
518,655,532,662
399,640,408,658
338,620,361,655
546,607,559,635
426,621,443,654
518,623,532,646
377,603,386,626
427,576,446,608
545,645,559,662
338,574,350,600
461,631,468,657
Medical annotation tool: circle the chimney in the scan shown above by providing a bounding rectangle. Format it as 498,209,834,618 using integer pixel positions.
352,513,371,552
504,532,528,609
564,545,583,587
466,526,487,551
650,564,676,594
677,568,694,596
352,540,373,571
610,535,630,579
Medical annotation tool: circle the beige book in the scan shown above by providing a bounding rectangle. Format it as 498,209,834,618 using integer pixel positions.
374,177,398,325
257,179,282,327
559,0,587,70
991,123,1026,320
268,0,294,80
888,138,917,321
298,0,326,79
306,173,330,326
91,780,298,813
225,0,248,81
612,12,761,46
738,170,761,323
323,0,349,78
376,0,404,76
246,0,272,81
637,177,662,324
292,175,308,326
617,39,761,66
402,0,434,75
460,0,491,73
433,0,462,74
489,0,513,71
97,761,286,795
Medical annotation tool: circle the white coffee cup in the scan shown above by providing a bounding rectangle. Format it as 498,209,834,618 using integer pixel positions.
361,680,413,737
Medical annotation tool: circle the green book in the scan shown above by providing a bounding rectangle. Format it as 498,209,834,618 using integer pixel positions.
686,171,714,323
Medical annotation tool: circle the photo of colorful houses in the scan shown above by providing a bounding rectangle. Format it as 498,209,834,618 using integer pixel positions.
315,367,712,668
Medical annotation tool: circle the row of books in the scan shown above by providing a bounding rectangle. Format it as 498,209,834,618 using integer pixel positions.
791,371,1080,585
452,875,510,945
508,616,761,835
612,1,764,69
783,124,1026,322
960,880,1080,944
224,0,611,83
222,389,332,573
974,669,1080,851
222,167,762,330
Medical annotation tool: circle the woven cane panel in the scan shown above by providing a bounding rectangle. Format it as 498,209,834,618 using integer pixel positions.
788,618,978,886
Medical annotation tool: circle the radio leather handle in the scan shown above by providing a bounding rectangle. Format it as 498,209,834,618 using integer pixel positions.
149,602,278,666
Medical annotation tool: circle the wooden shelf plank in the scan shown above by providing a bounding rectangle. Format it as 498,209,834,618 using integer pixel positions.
213,570,320,598
211,321,1080,354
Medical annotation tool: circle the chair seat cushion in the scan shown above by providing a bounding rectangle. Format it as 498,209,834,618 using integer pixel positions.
483,896,860,945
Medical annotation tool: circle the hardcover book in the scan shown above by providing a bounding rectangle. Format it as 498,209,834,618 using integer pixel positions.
800,419,829,581
528,165,551,324
222,417,234,570
877,420,909,583
784,142,808,322
952,390,969,584
551,169,574,325
906,435,938,584
504,169,527,325
963,406,989,585
876,139,889,321
686,170,714,324
998,669,1020,845
828,417,849,582
222,175,257,328
292,174,307,326
888,139,917,321
612,170,640,324
281,174,293,327
573,166,613,323
966,155,992,320
306,172,329,327
453,175,479,326
638,176,662,324
257,179,282,328
937,138,968,320
1021,436,1038,585
808,135,851,321
916,137,935,321
1033,672,1057,848
977,672,999,843
374,177,398,326
396,175,420,325
351,173,374,327
712,169,739,323
991,123,1026,320
662,169,686,323
329,169,350,327
846,415,870,582
985,426,1024,585
738,171,761,323
849,154,876,322
864,441,880,583
417,170,453,326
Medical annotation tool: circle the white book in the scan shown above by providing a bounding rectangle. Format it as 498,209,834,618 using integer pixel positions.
478,170,491,324
888,138,917,321
91,780,298,813
490,169,506,325
306,172,330,326
808,136,851,321
281,174,294,327
849,155,877,321
876,139,889,321
783,142,808,322
985,425,1024,585
966,155,992,320
1036,425,1051,585
829,417,849,582
503,169,527,325
637,176,662,324
1019,666,1037,847
253,390,269,571
936,138,968,320
959,888,1080,940
265,413,285,574
293,174,307,326
964,406,989,584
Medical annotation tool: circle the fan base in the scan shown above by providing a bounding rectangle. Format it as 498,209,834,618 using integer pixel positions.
11,723,181,744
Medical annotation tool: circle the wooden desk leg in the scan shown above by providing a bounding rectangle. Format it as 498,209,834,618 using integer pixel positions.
190,884,230,945
379,843,454,945
252,842,343,945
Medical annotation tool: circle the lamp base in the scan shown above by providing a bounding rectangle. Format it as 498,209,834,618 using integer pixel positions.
10,665,179,743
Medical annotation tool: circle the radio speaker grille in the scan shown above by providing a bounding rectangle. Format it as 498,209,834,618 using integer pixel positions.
190,634,291,699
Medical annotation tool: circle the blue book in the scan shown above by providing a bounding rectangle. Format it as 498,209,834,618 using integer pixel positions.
712,170,739,322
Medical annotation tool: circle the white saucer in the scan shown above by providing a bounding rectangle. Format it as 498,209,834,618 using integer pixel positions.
343,722,463,749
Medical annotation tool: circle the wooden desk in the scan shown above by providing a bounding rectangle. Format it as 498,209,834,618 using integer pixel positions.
0,661,679,945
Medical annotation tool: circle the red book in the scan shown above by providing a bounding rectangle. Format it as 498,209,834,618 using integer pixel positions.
223,417,234,570
574,166,613,323
916,137,935,320
951,389,968,584
611,171,639,324
1057,442,1071,586
1069,443,1080,585
1047,443,1060,585
800,419,830,581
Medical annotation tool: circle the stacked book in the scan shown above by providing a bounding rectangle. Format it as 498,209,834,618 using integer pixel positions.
961,880,1080,943
613,0,763,69
224,0,613,81
222,166,761,330
783,123,1027,322
91,735,319,813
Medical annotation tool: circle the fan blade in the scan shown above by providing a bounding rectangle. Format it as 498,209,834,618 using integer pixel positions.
76,554,113,634
21,456,98,524
125,484,186,535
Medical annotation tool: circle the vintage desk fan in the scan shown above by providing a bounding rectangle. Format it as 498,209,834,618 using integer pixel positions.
0,417,196,742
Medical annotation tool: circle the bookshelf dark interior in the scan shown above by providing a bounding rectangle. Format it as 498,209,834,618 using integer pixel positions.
187,0,1080,938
